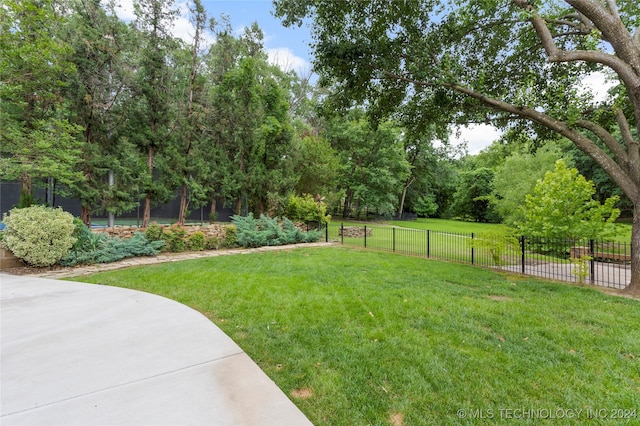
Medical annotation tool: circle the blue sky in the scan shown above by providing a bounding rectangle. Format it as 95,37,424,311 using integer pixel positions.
201,0,313,73
116,0,313,74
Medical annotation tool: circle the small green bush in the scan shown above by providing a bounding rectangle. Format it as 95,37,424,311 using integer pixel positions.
144,222,165,242
232,213,321,248
469,231,518,269
285,194,331,225
2,206,76,267
163,224,188,252
220,225,238,248
188,231,206,251
205,235,219,250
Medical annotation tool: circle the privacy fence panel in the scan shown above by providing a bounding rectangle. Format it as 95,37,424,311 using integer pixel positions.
327,223,630,290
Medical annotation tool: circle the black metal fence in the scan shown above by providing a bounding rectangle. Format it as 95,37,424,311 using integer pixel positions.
324,223,631,290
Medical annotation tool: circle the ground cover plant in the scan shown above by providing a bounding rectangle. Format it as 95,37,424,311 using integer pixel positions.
73,247,639,425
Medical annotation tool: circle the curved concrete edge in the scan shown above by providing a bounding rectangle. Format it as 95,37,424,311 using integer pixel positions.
0,274,312,426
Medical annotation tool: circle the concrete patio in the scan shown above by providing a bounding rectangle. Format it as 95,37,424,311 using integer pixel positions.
0,273,313,425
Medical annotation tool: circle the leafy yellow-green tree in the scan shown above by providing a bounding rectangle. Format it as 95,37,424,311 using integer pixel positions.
517,160,620,241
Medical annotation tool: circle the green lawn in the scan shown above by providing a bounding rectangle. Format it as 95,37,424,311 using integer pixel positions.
391,218,509,234
72,247,639,425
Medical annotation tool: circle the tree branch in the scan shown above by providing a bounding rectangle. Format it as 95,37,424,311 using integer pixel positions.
441,81,639,199
615,108,640,180
513,0,636,81
379,64,637,195
574,119,628,165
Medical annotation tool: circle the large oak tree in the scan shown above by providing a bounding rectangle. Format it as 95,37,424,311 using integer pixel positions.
275,0,640,293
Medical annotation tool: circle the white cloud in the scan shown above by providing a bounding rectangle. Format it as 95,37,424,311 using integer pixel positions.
114,0,215,48
450,124,502,155
113,0,135,21
580,71,616,103
267,47,310,73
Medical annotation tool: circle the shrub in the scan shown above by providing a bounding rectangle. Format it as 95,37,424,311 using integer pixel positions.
220,225,238,248
144,222,165,242
286,194,331,225
60,232,164,266
232,213,322,248
572,255,593,285
188,231,206,251
205,235,219,250
163,224,188,252
2,206,76,267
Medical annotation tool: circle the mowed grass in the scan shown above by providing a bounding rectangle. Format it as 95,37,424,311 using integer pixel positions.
391,218,510,234
392,218,633,244
72,247,640,425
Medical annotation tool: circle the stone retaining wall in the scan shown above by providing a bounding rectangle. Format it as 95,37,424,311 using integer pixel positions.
338,226,373,238
0,242,23,270
92,224,230,240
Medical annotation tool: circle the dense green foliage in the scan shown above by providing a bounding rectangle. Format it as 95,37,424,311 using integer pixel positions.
232,213,321,248
491,144,568,226
2,206,76,266
285,194,330,225
518,160,621,241
75,247,640,425
450,167,498,222
220,225,239,249
413,194,438,218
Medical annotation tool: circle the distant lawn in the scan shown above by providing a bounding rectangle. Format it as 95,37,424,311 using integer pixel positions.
72,247,640,426
391,218,509,234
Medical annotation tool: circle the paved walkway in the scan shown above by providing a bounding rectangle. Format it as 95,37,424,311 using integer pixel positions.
1,244,328,425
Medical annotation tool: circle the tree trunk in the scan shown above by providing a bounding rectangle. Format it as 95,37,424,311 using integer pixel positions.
142,195,151,229
398,177,415,219
209,197,217,223
624,204,640,295
177,182,188,225
142,145,155,229
81,204,92,227
236,197,242,216
20,171,32,198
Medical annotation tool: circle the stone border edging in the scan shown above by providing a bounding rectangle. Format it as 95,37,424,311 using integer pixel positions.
18,242,337,279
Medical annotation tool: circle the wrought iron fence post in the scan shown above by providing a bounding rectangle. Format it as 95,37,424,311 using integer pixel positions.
427,230,430,258
471,233,475,265
364,225,367,248
325,223,328,242
393,227,396,252
341,223,344,245
521,236,526,274
590,239,595,284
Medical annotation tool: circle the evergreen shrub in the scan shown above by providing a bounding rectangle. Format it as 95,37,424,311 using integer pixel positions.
220,225,238,248
285,194,331,225
232,213,321,248
144,222,165,242
205,235,219,250
60,221,164,266
188,231,206,251
163,224,188,252
2,206,76,267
